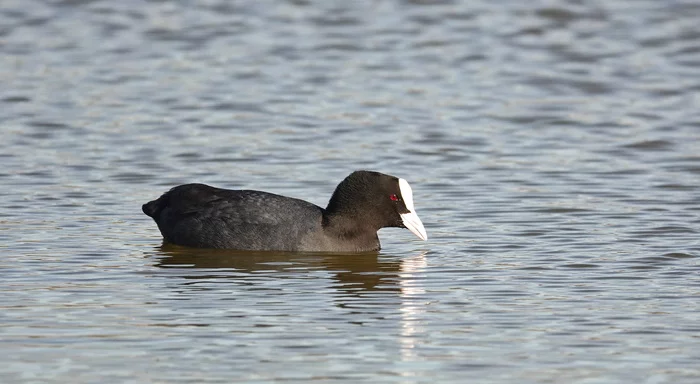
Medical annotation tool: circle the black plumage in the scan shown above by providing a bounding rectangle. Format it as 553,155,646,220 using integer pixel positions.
143,171,427,252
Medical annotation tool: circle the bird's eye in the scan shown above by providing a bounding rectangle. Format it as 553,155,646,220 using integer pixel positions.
390,194,399,201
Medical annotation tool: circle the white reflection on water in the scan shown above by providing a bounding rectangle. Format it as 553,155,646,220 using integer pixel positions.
399,252,428,362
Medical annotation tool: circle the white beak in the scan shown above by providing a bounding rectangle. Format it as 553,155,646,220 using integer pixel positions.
401,210,428,241
398,178,428,241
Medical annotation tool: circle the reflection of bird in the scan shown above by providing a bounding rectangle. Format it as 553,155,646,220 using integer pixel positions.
153,245,403,295
143,171,427,252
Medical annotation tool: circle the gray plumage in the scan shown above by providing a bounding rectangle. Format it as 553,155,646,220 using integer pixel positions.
142,171,423,252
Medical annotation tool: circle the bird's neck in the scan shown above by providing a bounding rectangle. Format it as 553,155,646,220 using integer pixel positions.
322,210,381,251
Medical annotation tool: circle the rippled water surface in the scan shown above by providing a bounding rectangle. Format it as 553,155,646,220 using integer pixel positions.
2,0,700,382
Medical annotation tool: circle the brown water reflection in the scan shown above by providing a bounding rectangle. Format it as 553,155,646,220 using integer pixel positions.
152,245,430,364
153,244,427,297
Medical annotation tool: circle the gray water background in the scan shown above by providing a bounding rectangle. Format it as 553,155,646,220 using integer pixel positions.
1,0,700,382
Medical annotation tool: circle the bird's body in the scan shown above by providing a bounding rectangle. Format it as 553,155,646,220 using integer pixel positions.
142,171,426,252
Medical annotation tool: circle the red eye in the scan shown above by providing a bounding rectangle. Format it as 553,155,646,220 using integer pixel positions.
390,194,399,201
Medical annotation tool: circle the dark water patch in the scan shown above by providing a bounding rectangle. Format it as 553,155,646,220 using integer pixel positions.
560,263,599,269
654,183,694,191
570,287,604,293
591,275,647,281
200,124,234,130
110,172,154,183
24,131,53,139
198,157,261,163
169,104,201,112
533,207,593,214
310,14,363,28
20,170,53,178
210,102,267,113
514,230,548,237
662,252,695,259
67,164,97,171
55,203,84,208
313,43,363,52
617,329,669,335
622,139,675,151
484,290,531,297
63,191,92,199
594,168,651,177
517,266,554,270
27,121,70,130
627,265,661,270
174,152,201,159
35,195,60,201
2,96,31,103
628,226,696,236
664,165,700,175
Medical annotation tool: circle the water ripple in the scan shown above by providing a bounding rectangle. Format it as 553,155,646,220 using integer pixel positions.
2,0,700,383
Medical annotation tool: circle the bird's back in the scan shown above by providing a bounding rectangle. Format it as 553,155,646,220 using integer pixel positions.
143,183,323,250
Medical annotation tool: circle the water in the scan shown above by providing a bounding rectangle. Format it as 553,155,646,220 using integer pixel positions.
2,0,700,382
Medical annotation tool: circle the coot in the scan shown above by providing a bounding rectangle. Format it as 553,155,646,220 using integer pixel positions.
142,170,427,252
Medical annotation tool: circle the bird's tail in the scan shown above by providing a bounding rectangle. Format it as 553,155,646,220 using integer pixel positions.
142,198,164,218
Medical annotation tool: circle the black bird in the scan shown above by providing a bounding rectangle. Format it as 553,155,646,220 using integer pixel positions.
142,171,427,252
